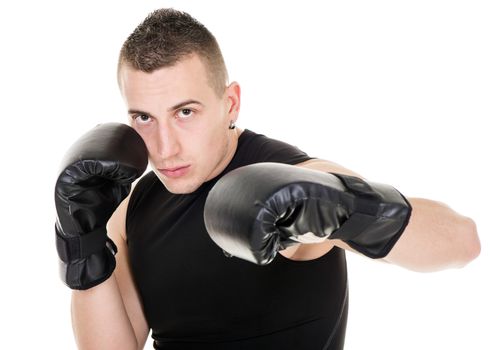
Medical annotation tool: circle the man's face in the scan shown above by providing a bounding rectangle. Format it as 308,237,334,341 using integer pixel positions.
119,55,240,194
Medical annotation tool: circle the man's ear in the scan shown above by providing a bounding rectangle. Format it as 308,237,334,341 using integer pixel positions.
225,81,241,119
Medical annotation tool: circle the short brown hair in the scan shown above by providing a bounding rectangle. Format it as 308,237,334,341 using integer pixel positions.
118,8,228,96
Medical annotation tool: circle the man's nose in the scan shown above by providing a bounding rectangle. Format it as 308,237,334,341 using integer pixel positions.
155,124,180,159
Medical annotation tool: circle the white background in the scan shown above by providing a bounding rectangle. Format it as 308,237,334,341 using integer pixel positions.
0,0,488,349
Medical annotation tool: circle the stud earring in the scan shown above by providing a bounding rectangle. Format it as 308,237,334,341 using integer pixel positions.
229,121,236,130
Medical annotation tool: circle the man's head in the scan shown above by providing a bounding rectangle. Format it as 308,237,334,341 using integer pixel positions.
118,8,241,194
118,8,228,96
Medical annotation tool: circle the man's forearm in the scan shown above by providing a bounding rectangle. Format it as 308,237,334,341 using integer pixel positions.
382,197,480,271
71,274,138,350
296,159,481,270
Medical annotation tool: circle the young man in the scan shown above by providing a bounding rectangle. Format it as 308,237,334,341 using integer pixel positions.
54,8,480,350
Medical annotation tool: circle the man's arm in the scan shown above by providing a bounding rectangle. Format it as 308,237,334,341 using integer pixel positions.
71,195,149,350
296,159,481,271
107,195,150,348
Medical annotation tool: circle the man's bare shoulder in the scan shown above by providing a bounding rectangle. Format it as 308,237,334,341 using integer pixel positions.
107,189,134,242
295,158,363,178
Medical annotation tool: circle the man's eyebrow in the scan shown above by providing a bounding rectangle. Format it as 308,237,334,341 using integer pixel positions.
127,100,204,117
168,99,204,111
127,108,153,117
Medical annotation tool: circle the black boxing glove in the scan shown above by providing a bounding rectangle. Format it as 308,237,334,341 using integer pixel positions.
54,123,147,290
204,162,411,265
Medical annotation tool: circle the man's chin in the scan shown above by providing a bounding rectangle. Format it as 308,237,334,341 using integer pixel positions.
156,175,201,194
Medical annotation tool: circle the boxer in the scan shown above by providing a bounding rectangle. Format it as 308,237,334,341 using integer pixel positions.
55,8,479,350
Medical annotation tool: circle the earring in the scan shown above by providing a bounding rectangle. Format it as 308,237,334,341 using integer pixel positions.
229,121,236,130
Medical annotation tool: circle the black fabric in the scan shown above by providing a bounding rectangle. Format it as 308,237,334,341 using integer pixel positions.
126,129,349,349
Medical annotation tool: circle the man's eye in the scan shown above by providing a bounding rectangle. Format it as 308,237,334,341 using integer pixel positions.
134,114,151,122
177,108,194,119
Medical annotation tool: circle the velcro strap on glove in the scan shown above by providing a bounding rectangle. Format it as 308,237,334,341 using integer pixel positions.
55,226,115,262
329,173,381,241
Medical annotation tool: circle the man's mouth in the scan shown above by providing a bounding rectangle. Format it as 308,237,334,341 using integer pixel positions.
158,165,191,178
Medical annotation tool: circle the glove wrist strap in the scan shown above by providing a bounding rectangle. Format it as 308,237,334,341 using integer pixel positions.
55,225,114,262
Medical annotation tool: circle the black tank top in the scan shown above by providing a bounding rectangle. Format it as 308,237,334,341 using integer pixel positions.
126,129,349,349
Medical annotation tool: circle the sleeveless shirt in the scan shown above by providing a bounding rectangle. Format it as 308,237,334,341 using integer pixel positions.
126,129,349,349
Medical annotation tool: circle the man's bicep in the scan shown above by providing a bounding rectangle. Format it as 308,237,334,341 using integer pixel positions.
107,196,150,349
